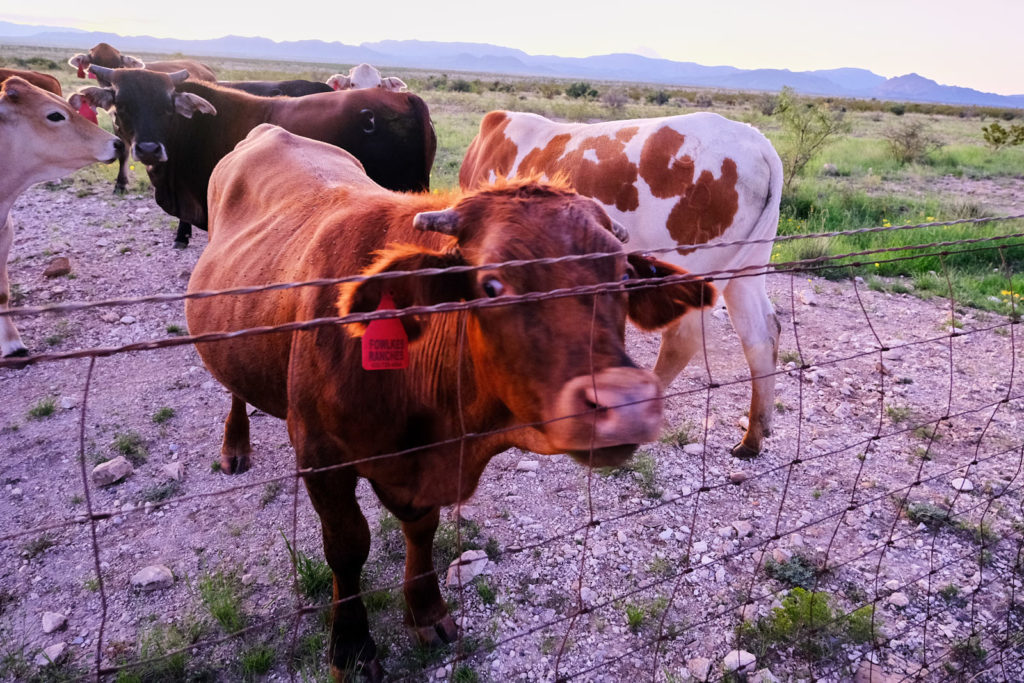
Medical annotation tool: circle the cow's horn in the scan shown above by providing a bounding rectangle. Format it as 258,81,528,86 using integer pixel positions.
608,218,630,243
168,70,190,85
88,65,116,81
413,209,460,236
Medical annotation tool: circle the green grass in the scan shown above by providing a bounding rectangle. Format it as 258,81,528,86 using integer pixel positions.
765,554,822,590
197,570,246,633
27,397,57,420
282,534,333,600
140,480,181,504
112,431,148,466
151,406,175,424
239,643,275,680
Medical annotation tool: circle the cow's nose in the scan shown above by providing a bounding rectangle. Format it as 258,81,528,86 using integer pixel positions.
136,142,161,155
112,138,125,154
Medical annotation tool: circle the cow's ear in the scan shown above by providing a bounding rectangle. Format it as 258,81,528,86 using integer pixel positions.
75,86,115,111
381,76,408,92
338,244,470,342
121,54,146,68
625,254,717,330
327,74,351,91
68,54,89,69
173,92,217,118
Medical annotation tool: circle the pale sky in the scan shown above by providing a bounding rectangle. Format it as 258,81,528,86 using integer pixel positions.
4,1,1021,95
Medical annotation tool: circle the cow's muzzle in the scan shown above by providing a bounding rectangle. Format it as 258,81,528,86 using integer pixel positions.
547,367,663,467
133,141,167,164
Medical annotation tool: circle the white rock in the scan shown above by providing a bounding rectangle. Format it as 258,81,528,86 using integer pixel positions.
737,415,750,430
119,315,136,325
884,579,901,591
686,657,712,681
131,565,174,591
515,460,540,472
580,586,598,606
161,462,184,481
723,649,756,673
445,549,488,586
682,443,704,455
91,456,133,487
717,526,735,538
729,470,750,484
737,603,758,621
750,669,781,683
951,477,974,492
59,396,78,410
42,612,67,634
692,541,709,553
711,306,729,320
34,642,66,667
733,521,754,538
888,591,910,607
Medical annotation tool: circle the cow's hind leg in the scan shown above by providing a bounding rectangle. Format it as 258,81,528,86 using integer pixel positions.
0,213,27,358
399,507,458,645
220,394,252,473
302,468,382,682
113,139,129,194
652,307,708,392
173,221,192,249
721,275,780,459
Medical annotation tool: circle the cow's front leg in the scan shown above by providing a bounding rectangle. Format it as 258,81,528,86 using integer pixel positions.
399,507,458,645
173,221,192,249
0,212,27,358
113,138,129,194
303,467,382,682
219,394,252,473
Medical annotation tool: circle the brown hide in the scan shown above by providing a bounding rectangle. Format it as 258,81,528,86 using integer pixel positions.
0,69,61,96
74,42,217,82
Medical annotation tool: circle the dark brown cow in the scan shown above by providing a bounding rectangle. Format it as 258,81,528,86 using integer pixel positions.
0,68,61,96
76,67,436,248
218,79,333,97
187,124,715,680
68,43,217,200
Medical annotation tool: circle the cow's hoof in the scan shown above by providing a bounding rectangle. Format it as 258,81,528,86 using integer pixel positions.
331,658,383,683
173,240,189,250
2,346,29,358
412,614,458,646
113,185,126,196
219,451,251,474
730,442,760,460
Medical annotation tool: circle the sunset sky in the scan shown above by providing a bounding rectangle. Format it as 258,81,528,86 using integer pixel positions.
3,1,1021,95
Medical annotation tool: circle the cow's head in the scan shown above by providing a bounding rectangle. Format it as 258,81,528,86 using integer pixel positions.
75,67,216,166
0,77,121,187
68,43,145,80
327,64,408,92
339,182,716,467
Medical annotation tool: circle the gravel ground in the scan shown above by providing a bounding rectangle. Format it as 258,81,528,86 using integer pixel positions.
2,173,1023,682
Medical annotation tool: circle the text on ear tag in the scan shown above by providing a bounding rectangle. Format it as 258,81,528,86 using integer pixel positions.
361,292,408,371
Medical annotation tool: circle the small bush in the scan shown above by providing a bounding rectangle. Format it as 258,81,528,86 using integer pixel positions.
239,643,275,680
981,121,1024,150
282,533,333,600
565,81,598,99
765,554,822,590
27,397,57,420
198,570,245,633
113,431,148,465
885,120,942,165
647,90,671,106
151,406,175,424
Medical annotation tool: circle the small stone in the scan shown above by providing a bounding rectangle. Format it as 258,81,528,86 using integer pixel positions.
822,163,839,176
682,443,703,455
658,529,674,541
445,549,488,586
729,470,750,484
240,573,256,586
131,565,174,591
884,579,900,591
717,526,735,538
750,669,780,683
580,587,598,606
34,642,67,667
737,603,758,621
119,315,137,325
161,462,184,481
800,290,818,306
42,612,67,634
888,591,910,608
100,311,120,323
91,456,133,487
42,257,71,278
59,396,78,410
855,659,894,683
737,415,750,430
687,657,712,681
515,460,539,472
733,520,754,538
723,649,756,673
951,477,974,492
692,541,708,553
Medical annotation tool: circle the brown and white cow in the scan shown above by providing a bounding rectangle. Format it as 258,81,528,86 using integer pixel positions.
187,124,716,680
327,63,407,92
461,110,784,458
0,68,62,96
76,66,435,248
68,43,217,198
0,78,120,356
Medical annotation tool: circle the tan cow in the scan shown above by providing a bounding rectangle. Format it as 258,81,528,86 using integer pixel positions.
461,110,784,458
0,78,120,356
187,123,716,679
327,63,407,92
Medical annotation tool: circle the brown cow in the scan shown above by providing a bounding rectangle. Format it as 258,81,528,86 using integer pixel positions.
186,124,715,680
77,67,436,248
0,68,61,95
461,111,783,459
1,78,120,356
68,43,217,198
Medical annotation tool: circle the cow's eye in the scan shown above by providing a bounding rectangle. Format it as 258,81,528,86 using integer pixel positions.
481,277,504,298
622,265,637,281
46,112,66,122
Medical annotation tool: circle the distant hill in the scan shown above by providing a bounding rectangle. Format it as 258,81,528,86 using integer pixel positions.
2,21,1021,109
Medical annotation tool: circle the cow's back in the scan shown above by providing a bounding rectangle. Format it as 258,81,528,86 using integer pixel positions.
462,111,782,275
0,68,61,95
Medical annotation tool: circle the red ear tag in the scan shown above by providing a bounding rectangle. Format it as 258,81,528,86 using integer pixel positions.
361,292,409,370
78,100,98,124
77,64,85,78
88,71,97,80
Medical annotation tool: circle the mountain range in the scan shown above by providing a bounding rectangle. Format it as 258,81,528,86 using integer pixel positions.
2,20,1021,109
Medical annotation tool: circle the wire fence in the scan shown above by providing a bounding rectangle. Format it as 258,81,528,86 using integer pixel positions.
1,214,1024,682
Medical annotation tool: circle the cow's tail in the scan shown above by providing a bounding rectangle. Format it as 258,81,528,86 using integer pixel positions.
408,94,437,191
753,139,785,271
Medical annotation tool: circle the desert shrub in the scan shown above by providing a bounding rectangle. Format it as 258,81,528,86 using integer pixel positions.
885,120,942,165
538,82,563,99
981,121,1024,150
565,81,598,99
601,89,629,110
693,93,713,108
646,89,671,105
774,87,850,191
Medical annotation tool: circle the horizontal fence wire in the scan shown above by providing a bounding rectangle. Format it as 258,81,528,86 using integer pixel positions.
2,215,1024,682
